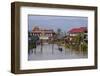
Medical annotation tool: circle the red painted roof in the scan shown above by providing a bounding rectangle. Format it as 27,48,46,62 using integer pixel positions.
68,27,87,33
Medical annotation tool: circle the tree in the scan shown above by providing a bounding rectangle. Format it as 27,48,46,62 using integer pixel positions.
57,28,62,39
57,28,61,34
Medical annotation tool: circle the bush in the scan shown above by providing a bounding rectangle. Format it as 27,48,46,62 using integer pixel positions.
81,42,88,51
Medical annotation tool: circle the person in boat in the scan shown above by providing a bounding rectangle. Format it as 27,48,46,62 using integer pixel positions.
58,44,63,52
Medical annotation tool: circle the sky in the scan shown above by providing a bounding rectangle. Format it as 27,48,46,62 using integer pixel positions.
28,15,88,32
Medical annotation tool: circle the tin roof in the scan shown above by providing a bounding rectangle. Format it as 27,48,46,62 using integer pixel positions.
68,27,87,33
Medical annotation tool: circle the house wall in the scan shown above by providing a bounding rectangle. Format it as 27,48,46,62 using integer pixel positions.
69,33,78,36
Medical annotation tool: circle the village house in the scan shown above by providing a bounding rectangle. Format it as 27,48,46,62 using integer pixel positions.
67,27,88,43
32,26,55,42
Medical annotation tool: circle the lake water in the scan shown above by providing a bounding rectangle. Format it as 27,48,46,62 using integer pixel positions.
28,43,87,61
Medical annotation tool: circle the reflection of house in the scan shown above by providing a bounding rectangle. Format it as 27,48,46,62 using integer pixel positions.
32,26,55,41
67,27,87,42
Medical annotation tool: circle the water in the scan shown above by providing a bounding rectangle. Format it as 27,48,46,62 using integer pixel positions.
28,43,87,61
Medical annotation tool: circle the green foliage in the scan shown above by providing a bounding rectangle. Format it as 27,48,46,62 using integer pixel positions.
81,42,88,51
65,44,70,48
28,35,39,49
64,33,87,52
29,43,36,49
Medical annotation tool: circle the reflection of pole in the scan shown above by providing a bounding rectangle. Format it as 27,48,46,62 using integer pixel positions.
52,42,54,54
64,40,66,55
41,39,43,54
34,48,36,54
65,47,66,55
58,39,60,49
34,42,37,54
34,42,36,54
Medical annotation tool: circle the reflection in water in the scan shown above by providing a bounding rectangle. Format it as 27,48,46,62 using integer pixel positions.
28,43,87,61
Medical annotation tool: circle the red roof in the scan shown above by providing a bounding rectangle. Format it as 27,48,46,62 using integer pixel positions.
32,26,54,34
68,27,87,33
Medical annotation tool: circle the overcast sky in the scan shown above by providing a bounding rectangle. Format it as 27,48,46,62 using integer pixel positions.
28,15,88,32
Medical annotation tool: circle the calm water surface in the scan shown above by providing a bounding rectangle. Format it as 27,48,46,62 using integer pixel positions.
28,43,87,61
